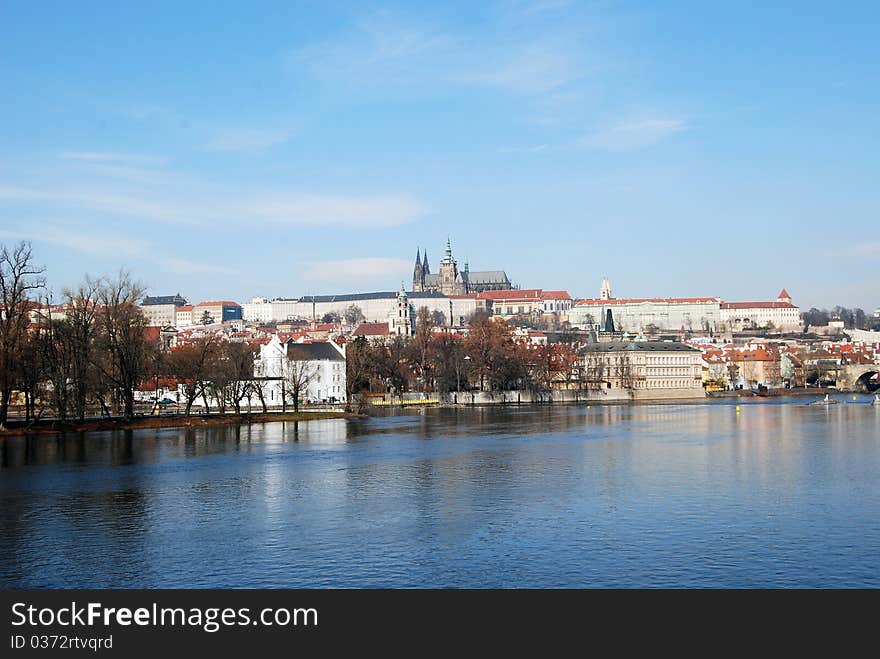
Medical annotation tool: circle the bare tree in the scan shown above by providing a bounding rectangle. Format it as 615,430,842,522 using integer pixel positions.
220,342,255,414
167,335,220,415
407,306,435,391
614,353,636,394
16,328,46,421
64,277,100,420
345,335,372,412
37,299,74,421
0,242,45,427
247,377,271,413
95,271,149,419
284,347,315,413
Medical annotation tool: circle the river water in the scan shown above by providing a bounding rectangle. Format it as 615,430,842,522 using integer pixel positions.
2,397,879,588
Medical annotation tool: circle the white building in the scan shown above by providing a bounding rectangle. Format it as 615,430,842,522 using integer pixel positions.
175,306,194,327
580,341,705,399
572,293,721,333
571,279,720,333
242,297,275,324
237,291,480,327
255,335,347,404
140,294,188,327
719,289,802,332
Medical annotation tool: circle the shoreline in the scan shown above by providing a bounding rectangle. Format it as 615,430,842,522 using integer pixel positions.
0,411,366,437
2,389,872,436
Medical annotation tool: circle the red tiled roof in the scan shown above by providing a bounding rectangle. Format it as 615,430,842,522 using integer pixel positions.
195,300,241,307
137,378,182,391
353,322,390,336
477,288,542,301
778,288,790,299
177,305,193,312
540,290,571,300
721,301,797,309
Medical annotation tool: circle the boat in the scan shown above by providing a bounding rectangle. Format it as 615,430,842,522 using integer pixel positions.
872,395,880,406
809,394,838,406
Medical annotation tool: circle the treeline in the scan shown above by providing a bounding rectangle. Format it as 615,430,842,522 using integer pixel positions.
802,307,877,331
345,307,581,406
0,242,163,426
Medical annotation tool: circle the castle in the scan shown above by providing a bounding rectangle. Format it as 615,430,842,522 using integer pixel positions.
412,238,512,295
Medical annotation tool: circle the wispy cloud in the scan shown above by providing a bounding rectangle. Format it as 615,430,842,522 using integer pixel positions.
159,258,236,275
498,144,549,154
0,184,424,229
290,16,455,89
457,43,583,94
290,15,586,96
244,194,425,228
582,118,687,151
204,128,296,153
60,151,167,165
0,225,147,257
0,186,186,222
301,257,412,282
848,241,880,258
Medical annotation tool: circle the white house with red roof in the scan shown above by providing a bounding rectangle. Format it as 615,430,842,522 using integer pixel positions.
478,289,573,319
719,289,802,332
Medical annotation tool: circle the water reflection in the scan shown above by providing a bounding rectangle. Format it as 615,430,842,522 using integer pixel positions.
2,401,879,587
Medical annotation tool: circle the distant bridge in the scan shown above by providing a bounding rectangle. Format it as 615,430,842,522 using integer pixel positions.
836,364,880,391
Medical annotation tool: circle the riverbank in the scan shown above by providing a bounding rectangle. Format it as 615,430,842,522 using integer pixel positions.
0,411,366,436
707,387,840,399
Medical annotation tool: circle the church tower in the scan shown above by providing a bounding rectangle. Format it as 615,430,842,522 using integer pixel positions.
600,277,613,301
439,237,458,296
412,249,424,292
390,282,414,337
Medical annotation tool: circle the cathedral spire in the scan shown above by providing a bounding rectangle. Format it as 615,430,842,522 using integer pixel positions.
441,236,456,265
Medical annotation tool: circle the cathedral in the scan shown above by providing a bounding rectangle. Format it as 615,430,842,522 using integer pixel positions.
412,238,512,296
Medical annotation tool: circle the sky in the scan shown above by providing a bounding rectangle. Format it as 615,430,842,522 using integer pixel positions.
1,1,878,310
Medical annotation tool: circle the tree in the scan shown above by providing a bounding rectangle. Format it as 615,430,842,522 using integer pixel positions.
614,353,636,394
220,342,254,414
16,328,46,421
345,335,372,411
95,271,149,419
321,311,341,324
343,305,364,327
0,242,45,427
579,350,607,391
38,304,74,421
431,333,466,393
431,309,447,327
284,346,316,413
64,277,100,421
199,310,214,325
463,316,527,391
727,361,740,389
167,336,220,415
407,307,436,391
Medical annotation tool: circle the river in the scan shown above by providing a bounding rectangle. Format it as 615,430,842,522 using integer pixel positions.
2,397,879,588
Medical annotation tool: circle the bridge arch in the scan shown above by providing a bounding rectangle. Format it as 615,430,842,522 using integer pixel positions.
855,370,879,392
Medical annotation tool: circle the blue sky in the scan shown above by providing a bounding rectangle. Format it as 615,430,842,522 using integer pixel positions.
1,1,878,310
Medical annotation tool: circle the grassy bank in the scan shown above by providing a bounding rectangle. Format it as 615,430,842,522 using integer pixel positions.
0,411,366,436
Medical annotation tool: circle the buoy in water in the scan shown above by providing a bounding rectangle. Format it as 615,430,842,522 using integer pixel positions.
735,405,741,413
